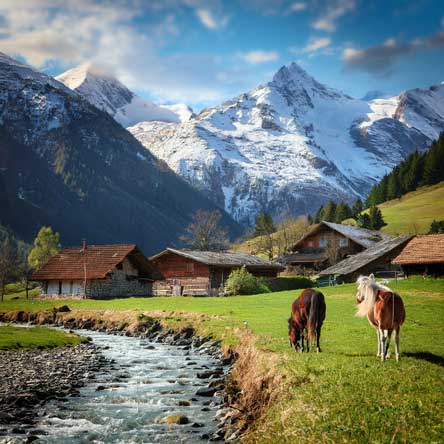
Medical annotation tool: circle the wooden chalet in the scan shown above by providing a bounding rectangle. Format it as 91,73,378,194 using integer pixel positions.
150,248,285,296
392,234,444,277
278,221,394,270
32,242,154,299
319,235,412,283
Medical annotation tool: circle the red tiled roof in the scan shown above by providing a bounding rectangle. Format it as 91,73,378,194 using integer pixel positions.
392,235,444,265
32,244,151,280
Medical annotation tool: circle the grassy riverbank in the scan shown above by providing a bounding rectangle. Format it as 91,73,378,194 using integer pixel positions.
1,277,444,442
0,325,88,350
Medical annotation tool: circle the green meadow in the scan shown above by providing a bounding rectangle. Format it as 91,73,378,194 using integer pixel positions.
1,276,444,443
0,325,88,350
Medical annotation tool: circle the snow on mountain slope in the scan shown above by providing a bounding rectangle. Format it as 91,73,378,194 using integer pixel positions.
128,62,438,225
56,64,191,126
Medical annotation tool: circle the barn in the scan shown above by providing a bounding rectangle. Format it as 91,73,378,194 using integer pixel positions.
32,242,155,299
278,221,393,270
392,234,444,277
318,235,412,283
150,248,285,296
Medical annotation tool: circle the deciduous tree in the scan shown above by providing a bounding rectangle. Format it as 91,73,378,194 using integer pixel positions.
28,226,60,270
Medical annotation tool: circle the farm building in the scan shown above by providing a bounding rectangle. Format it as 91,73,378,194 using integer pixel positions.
150,248,285,296
319,235,412,283
278,221,393,270
392,234,444,277
32,242,155,299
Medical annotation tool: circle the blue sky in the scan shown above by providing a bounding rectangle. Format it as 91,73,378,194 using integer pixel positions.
1,0,443,110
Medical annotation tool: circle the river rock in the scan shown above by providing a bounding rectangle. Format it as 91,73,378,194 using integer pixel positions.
196,387,216,397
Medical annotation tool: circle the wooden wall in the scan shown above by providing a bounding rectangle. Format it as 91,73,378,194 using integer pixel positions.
153,253,210,279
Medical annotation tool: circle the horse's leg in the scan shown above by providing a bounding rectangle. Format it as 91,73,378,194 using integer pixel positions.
305,329,310,353
394,327,400,362
376,328,381,357
383,329,393,360
379,328,386,362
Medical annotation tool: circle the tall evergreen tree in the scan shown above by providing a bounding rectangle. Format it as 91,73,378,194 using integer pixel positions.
322,201,337,222
352,198,363,218
254,212,275,237
335,202,352,223
369,206,386,230
357,213,371,229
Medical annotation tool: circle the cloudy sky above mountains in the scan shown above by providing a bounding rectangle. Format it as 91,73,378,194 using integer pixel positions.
0,0,443,109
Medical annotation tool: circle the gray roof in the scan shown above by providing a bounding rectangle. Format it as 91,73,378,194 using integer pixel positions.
293,221,394,250
319,235,412,277
151,248,285,269
277,253,327,265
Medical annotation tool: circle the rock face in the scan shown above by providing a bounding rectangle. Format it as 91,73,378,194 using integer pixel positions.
0,53,240,253
128,63,441,225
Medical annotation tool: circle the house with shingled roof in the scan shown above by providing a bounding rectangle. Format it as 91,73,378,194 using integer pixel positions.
278,221,394,270
392,234,444,277
319,235,412,283
32,241,155,299
150,248,285,296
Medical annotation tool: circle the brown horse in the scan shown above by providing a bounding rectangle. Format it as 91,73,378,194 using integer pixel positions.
356,274,406,362
288,288,326,352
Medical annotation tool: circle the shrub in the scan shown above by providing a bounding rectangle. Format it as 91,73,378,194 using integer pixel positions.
224,267,269,296
261,276,315,292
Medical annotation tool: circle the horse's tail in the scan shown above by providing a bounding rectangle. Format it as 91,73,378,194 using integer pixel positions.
307,291,324,342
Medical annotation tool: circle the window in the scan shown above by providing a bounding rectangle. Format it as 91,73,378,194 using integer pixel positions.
319,237,328,248
339,238,349,247
307,241,314,247
58,281,62,295
69,281,73,294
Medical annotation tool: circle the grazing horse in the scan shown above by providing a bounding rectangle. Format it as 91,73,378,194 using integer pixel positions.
356,274,406,362
288,289,326,352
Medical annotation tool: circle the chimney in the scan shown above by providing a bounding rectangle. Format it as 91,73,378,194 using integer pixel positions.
82,239,87,251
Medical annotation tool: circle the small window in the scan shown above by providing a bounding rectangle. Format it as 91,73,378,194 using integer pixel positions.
69,281,73,293
339,238,349,247
319,237,328,248
116,263,123,270
58,281,62,295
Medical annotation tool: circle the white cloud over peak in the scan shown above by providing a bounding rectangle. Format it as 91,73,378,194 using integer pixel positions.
311,0,356,32
240,50,280,64
195,8,229,29
289,2,307,13
302,37,332,53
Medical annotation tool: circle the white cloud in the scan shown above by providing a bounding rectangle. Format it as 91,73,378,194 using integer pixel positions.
289,2,307,13
0,0,248,107
195,8,229,29
311,0,356,32
302,37,331,53
240,50,279,64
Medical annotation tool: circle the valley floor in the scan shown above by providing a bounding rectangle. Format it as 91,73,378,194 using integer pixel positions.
2,277,444,443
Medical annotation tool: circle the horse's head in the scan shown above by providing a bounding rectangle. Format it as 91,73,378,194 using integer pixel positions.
356,274,375,304
288,317,301,350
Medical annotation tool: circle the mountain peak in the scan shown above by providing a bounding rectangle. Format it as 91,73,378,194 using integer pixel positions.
272,62,311,85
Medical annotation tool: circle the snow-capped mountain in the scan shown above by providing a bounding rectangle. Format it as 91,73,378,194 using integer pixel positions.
128,62,439,225
56,64,193,127
0,52,239,252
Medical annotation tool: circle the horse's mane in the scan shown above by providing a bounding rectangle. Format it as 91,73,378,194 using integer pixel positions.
356,275,392,317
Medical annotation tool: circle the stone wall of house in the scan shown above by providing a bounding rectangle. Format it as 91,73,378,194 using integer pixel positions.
39,259,151,299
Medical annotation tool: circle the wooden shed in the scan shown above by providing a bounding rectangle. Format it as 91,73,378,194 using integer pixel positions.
32,242,154,299
150,248,285,296
392,234,444,277
319,235,412,283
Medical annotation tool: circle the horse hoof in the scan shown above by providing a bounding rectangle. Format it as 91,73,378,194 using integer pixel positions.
316,348,321,353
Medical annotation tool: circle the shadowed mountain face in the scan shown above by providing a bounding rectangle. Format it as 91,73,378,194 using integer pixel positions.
0,53,240,253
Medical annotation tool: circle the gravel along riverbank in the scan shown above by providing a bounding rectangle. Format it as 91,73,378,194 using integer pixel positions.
0,343,106,440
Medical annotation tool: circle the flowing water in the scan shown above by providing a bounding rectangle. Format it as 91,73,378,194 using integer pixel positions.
12,330,225,443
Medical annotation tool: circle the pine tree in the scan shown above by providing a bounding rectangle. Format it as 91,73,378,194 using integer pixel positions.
322,201,337,222
254,212,275,237
422,135,444,185
335,202,352,223
369,206,386,230
313,205,324,224
357,213,371,229
352,198,363,218
428,219,444,234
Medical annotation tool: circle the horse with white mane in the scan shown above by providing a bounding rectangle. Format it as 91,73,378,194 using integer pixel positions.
356,274,406,362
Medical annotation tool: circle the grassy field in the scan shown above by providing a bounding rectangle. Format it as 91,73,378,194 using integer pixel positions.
1,277,444,442
0,325,88,350
345,183,444,235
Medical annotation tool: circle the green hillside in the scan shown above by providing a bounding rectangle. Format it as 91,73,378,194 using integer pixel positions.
345,183,444,235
